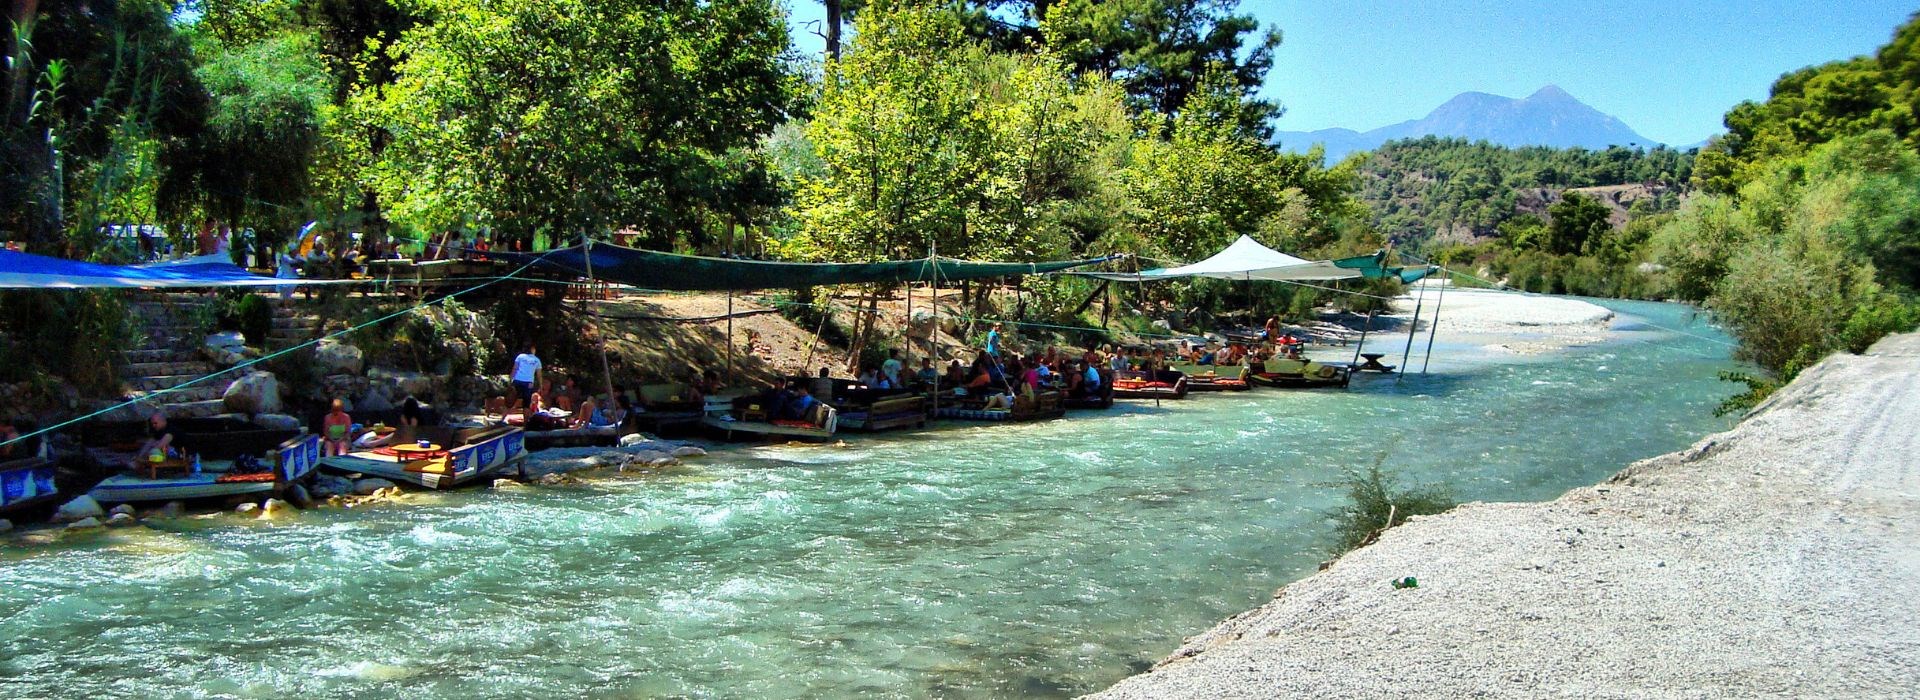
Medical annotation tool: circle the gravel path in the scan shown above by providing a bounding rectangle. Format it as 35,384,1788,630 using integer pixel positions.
1091,332,1920,699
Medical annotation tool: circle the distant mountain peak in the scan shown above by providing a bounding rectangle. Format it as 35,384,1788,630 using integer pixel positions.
1529,84,1572,100
1275,86,1657,162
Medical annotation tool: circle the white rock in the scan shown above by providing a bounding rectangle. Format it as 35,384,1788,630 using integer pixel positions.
109,504,136,517
648,457,676,468
204,331,247,354
630,450,669,464
53,495,105,523
106,513,138,527
235,503,260,515
260,498,293,517
671,446,707,458
493,478,520,488
66,516,103,530
314,339,365,375
618,433,651,448
223,371,283,415
353,478,397,495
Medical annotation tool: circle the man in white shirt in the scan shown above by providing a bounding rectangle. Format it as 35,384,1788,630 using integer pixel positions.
512,344,543,406
881,348,904,388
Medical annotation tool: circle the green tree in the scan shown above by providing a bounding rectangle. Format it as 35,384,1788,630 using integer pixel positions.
1546,191,1611,256
363,0,800,246
1041,0,1282,137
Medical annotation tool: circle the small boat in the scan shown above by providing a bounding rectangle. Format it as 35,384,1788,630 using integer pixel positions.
1063,369,1117,410
1113,369,1189,400
1168,363,1251,392
172,415,303,460
1246,356,1352,389
631,382,705,434
90,434,323,503
700,392,838,442
0,439,59,515
319,426,527,489
932,388,1066,422
825,382,928,433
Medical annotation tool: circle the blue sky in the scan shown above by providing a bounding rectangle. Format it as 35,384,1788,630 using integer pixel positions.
785,1,1917,146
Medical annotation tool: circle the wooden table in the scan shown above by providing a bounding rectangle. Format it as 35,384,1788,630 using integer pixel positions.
390,443,446,461
143,457,191,480
1356,353,1397,373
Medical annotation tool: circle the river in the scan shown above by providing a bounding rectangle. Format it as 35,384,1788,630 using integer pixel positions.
0,299,1737,698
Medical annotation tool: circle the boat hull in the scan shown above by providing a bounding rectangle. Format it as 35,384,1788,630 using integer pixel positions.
0,447,60,514
319,427,527,489
1113,370,1189,400
90,434,323,503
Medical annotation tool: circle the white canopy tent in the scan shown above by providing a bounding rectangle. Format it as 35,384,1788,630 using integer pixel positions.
1081,235,1423,283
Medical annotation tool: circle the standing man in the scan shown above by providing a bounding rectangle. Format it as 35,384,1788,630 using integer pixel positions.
985,322,1003,358
512,343,543,407
881,348,904,388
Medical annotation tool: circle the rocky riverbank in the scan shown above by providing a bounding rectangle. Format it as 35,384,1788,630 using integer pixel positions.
1092,331,1920,698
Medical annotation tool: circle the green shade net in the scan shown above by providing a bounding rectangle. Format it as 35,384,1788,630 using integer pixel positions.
506,242,1117,291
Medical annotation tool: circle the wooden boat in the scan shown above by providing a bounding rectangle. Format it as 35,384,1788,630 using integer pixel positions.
631,382,705,433
824,381,928,433
933,387,1066,422
1168,363,1251,392
1063,368,1116,409
521,425,621,450
90,434,323,503
0,439,60,514
319,426,526,489
1246,356,1352,389
1113,369,1189,400
700,392,838,442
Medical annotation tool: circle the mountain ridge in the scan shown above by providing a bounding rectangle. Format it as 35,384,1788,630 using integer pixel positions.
1276,86,1660,161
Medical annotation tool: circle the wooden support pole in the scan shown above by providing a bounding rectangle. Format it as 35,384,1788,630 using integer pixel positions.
1421,268,1448,374
1398,276,1428,382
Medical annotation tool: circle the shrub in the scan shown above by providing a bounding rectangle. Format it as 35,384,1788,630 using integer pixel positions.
1326,456,1457,553
1839,292,1919,354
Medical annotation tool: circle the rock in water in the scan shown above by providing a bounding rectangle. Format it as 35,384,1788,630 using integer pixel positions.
649,457,676,468
353,478,397,495
251,413,301,432
158,501,186,518
108,504,136,517
260,498,293,518
618,433,649,448
53,495,105,523
66,517,103,530
537,473,574,486
106,513,138,527
223,371,283,415
0,518,13,533
671,446,707,458
594,451,628,467
493,478,519,489
235,503,260,515
286,484,314,509
310,474,354,498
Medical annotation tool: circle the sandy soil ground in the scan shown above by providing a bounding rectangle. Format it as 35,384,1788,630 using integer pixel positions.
1090,331,1920,699
1392,284,1615,355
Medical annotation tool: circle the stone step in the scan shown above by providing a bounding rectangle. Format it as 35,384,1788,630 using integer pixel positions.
121,361,217,378
272,316,321,330
124,383,229,403
122,348,200,364
126,374,234,392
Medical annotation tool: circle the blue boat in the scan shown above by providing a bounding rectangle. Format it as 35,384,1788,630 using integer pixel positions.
0,440,59,515
318,426,526,489
90,434,323,504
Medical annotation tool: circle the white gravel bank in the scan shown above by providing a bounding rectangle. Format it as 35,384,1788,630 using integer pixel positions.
1092,332,1920,699
1393,285,1615,355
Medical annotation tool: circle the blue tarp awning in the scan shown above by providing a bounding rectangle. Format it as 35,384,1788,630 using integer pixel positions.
0,250,292,289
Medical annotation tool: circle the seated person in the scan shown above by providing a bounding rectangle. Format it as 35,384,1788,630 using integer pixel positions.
131,411,177,468
551,377,582,412
916,359,939,388
0,419,32,460
781,382,822,423
570,395,599,429
943,360,968,388
811,367,835,403
322,399,354,457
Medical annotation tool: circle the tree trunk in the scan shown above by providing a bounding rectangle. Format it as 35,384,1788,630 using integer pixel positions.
824,0,843,59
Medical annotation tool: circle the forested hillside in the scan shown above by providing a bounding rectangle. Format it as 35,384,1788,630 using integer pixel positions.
1359,137,1694,243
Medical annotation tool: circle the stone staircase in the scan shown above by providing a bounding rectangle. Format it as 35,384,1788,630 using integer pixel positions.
99,293,325,421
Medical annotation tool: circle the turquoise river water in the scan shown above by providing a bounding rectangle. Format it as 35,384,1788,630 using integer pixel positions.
1,299,1738,698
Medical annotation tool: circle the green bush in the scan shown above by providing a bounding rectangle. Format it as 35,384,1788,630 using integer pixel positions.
1839,292,1920,354
226,293,273,345
1326,457,1457,553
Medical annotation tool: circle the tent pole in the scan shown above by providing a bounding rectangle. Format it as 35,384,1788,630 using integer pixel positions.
1397,275,1428,383
726,288,735,384
930,243,939,420
1421,267,1448,374
905,278,913,369
1351,309,1376,366
579,236,618,404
